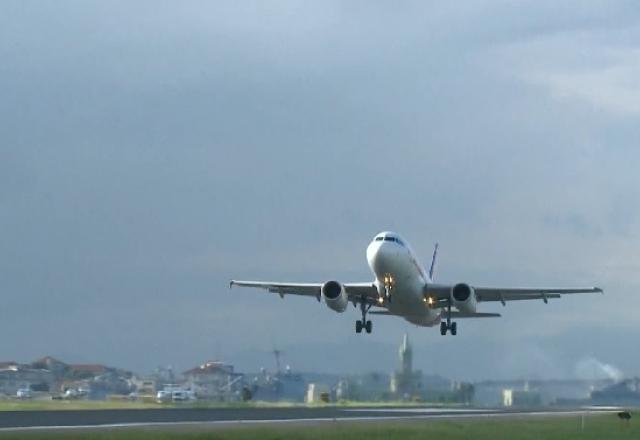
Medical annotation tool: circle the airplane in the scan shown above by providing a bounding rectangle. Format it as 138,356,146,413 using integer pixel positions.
230,231,602,335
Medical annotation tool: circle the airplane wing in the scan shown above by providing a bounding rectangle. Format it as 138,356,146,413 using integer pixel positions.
474,287,602,303
229,280,379,303
425,284,602,305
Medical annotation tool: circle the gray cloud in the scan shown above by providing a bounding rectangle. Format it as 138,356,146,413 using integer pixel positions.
0,1,638,377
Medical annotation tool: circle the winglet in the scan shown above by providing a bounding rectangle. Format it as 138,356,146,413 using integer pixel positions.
428,243,439,280
229,280,235,289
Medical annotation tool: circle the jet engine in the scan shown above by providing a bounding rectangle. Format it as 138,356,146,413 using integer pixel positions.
451,283,477,313
322,280,348,313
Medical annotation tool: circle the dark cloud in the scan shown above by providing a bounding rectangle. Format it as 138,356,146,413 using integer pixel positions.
0,1,638,377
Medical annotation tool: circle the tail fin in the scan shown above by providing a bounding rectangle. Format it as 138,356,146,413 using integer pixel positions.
428,243,439,280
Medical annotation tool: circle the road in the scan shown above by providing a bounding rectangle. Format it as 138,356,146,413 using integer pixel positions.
0,406,616,431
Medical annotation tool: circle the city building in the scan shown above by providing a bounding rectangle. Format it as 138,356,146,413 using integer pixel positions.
475,379,613,407
502,386,542,407
31,356,68,378
0,363,54,395
131,376,158,396
67,364,109,378
590,378,640,406
183,361,243,401
305,383,330,403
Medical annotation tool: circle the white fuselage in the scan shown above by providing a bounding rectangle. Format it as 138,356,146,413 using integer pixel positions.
366,232,441,326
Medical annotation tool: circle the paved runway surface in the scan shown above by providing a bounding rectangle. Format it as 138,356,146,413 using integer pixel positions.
0,406,615,431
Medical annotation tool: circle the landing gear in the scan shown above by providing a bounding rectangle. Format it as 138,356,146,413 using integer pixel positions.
440,301,457,336
382,274,394,303
355,319,372,334
356,296,373,334
440,321,457,335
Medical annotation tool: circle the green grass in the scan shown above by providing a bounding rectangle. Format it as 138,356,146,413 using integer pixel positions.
0,400,304,412
0,400,164,411
0,414,637,440
0,399,452,412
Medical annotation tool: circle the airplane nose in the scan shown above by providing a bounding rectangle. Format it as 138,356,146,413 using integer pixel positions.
366,241,380,263
367,241,390,273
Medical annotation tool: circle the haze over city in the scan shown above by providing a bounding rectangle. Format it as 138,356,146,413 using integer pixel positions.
2,1,640,380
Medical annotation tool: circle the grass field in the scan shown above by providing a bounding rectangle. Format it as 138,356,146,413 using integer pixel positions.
0,414,637,440
0,400,304,411
0,399,443,412
0,400,163,411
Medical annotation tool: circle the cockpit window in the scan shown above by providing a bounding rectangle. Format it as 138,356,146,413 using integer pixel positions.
381,236,404,246
375,235,404,246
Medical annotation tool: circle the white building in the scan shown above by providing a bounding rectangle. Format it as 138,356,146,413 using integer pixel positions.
305,383,330,403
183,361,242,401
0,363,54,395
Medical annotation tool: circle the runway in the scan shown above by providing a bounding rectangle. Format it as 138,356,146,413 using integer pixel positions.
0,406,617,431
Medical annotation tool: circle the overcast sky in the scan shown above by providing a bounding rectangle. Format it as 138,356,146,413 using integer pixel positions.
1,1,640,380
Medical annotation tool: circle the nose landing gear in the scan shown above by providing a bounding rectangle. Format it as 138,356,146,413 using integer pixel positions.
382,274,395,303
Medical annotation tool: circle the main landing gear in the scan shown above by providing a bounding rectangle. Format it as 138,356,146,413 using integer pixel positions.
440,321,456,336
356,296,373,334
440,301,457,336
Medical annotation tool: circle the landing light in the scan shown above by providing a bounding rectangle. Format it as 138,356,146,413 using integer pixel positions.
377,296,384,305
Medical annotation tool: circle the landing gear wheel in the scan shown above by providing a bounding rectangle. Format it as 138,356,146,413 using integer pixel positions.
357,296,373,335
442,300,458,336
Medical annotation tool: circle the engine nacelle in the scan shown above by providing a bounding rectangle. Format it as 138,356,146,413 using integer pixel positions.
322,280,348,313
451,283,477,313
